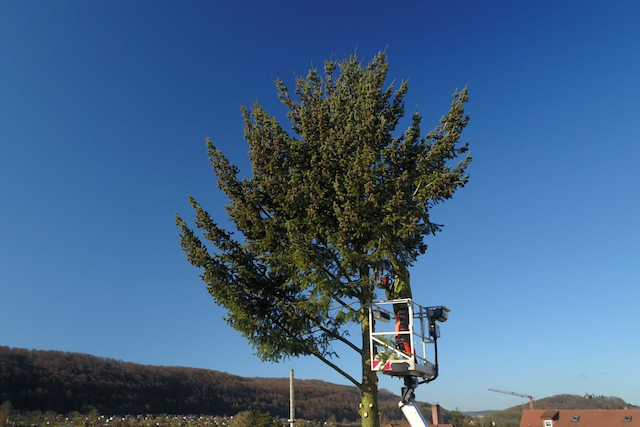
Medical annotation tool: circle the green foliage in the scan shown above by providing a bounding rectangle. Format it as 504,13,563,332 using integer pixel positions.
449,410,469,427
177,51,471,427
176,50,470,371
0,400,13,425
228,410,272,427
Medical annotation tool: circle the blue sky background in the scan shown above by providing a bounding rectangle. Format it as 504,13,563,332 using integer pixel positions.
1,0,639,413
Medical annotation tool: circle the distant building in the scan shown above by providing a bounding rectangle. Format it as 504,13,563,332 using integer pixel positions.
520,409,640,427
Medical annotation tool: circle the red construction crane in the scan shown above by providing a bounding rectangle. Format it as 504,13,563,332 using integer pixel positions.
486,388,535,409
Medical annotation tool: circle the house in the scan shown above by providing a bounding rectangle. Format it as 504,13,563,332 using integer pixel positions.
520,409,640,427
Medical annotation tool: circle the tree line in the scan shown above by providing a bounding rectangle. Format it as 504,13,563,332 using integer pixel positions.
0,346,455,424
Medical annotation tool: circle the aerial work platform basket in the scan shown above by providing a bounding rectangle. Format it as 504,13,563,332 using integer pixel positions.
368,299,450,427
368,299,448,380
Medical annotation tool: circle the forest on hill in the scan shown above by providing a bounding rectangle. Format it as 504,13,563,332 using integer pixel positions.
0,346,453,424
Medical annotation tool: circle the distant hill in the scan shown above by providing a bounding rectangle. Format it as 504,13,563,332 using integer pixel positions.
472,394,639,426
0,346,454,424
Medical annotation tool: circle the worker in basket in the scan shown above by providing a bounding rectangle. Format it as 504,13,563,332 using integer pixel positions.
379,261,413,355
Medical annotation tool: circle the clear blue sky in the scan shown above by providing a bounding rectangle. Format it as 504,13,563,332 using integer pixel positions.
1,0,639,413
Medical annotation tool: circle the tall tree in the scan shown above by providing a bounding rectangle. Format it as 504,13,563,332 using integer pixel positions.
176,51,471,427
0,401,13,425
228,410,272,427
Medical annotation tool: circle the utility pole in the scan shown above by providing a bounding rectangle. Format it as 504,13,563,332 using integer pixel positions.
289,369,295,427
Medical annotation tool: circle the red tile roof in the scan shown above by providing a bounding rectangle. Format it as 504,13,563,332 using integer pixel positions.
520,409,640,427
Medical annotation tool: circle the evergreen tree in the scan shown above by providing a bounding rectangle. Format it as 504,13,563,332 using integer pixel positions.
449,410,468,427
177,50,471,427
0,401,13,426
229,410,272,427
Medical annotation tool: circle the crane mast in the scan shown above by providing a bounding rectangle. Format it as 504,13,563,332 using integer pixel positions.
486,388,535,409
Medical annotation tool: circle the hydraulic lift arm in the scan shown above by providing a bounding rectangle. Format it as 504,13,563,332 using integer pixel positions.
399,377,430,427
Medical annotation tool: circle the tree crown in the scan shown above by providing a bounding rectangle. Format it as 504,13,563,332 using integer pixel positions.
176,51,470,369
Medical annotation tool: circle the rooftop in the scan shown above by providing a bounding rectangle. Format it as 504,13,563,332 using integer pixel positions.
521,409,640,427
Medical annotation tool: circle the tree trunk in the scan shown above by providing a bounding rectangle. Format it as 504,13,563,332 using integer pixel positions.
359,309,380,427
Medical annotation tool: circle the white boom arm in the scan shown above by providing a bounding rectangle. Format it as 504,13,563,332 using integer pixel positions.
399,401,430,427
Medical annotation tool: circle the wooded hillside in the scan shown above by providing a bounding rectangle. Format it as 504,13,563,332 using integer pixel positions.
0,346,446,423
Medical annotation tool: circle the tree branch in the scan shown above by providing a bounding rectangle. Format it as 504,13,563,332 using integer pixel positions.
310,350,361,388
330,293,359,316
318,325,361,354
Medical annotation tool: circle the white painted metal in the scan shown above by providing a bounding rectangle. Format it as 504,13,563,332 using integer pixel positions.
369,299,449,426
399,401,430,427
369,299,437,379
